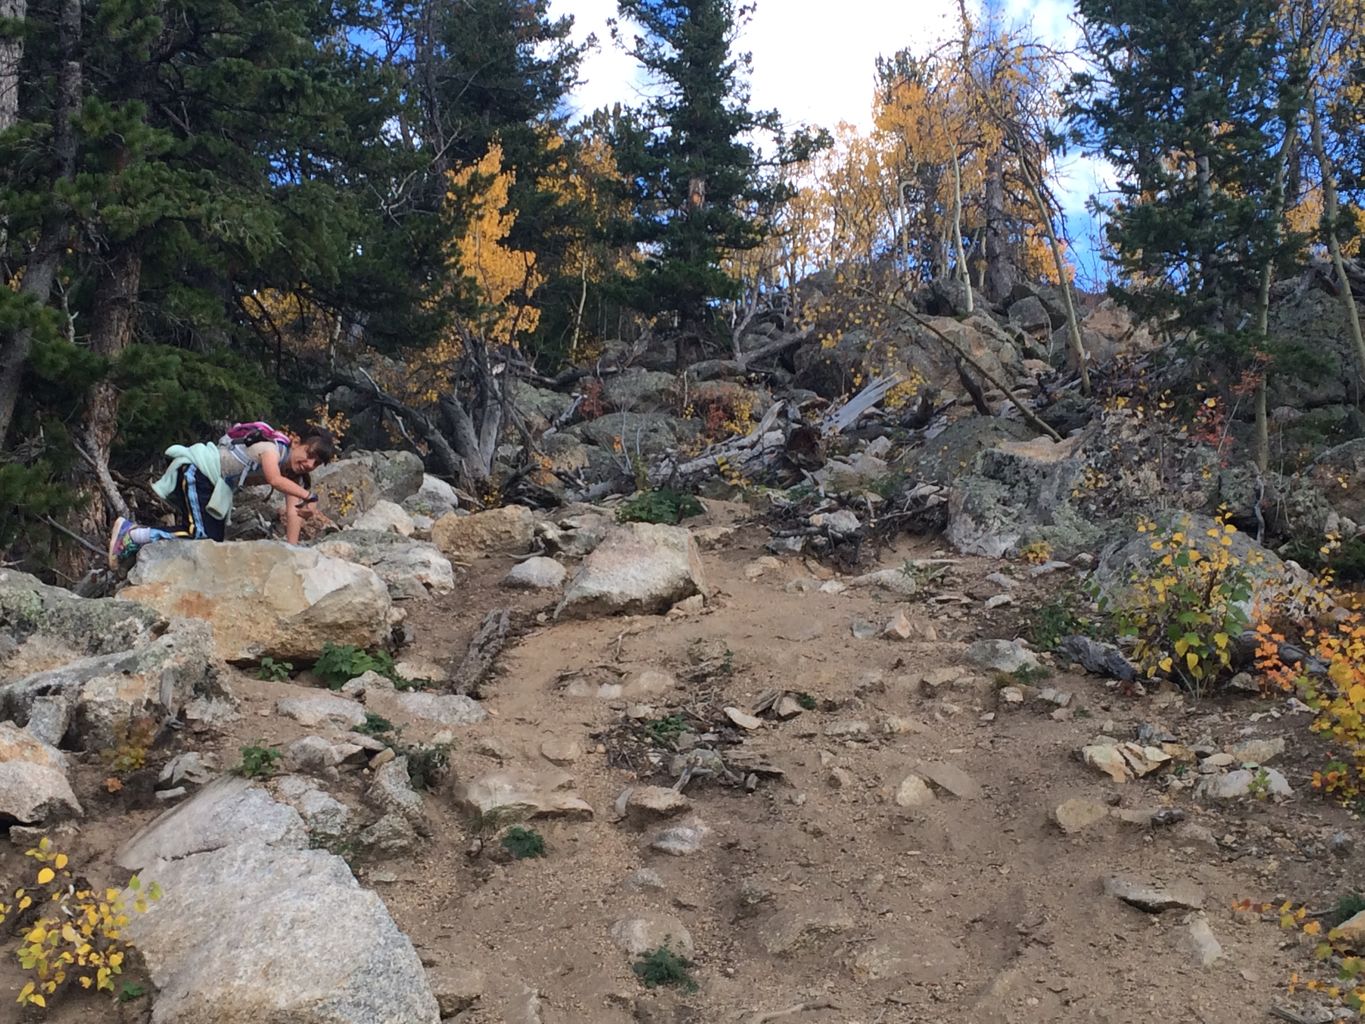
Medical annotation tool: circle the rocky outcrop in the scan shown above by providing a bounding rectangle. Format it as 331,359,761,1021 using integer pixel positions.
120,541,394,663
556,523,708,619
315,530,455,601
1,619,224,750
946,435,1099,557
350,449,425,504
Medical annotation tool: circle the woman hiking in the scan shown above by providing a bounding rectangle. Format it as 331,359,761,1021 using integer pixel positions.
107,423,336,568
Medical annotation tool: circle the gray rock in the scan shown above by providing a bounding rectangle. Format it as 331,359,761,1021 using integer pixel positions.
556,523,708,619
402,474,460,519
893,774,935,809
0,569,164,660
0,723,82,824
454,769,593,820
965,639,1041,675
356,813,420,858
650,818,708,856
810,509,862,537
1195,767,1293,802
503,557,568,591
393,691,486,727
1053,798,1110,834
536,511,614,559
602,368,679,413
426,964,485,1018
624,867,665,891
1055,635,1139,682
277,693,368,730
121,541,394,664
920,762,982,800
1104,875,1205,912
158,752,217,789
569,411,699,456
761,907,856,956
1,619,225,751
1185,915,1223,968
610,915,694,958
351,500,416,537
539,737,583,766
1227,737,1286,765
116,776,306,870
274,775,352,837
125,841,439,1023
315,530,454,601
367,758,425,825
350,450,425,504
309,459,382,527
286,735,347,776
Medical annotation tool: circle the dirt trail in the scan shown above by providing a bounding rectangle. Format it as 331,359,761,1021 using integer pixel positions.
4,507,1360,1024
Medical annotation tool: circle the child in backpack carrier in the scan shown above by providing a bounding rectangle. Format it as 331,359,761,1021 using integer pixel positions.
108,424,337,568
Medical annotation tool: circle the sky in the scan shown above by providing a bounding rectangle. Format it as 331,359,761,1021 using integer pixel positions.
546,0,1115,284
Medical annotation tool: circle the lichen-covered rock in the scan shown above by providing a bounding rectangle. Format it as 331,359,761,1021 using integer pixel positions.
120,541,393,663
946,434,1100,558
556,523,707,619
1,619,225,751
351,500,416,537
350,450,425,504
430,505,535,559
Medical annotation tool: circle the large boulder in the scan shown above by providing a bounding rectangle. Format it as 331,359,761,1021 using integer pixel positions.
402,474,461,519
310,459,382,527
0,569,164,672
430,505,535,560
0,723,81,824
903,418,1037,486
556,523,708,619
350,450,424,504
946,434,1100,558
1,619,224,751
315,530,455,601
117,776,306,869
603,368,679,413
351,499,416,537
508,380,574,434
120,541,394,664
125,841,439,1024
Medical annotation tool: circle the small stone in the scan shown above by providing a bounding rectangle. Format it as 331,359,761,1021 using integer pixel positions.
1104,875,1204,913
1037,688,1072,708
1082,744,1132,783
818,580,847,595
369,748,396,770
1054,798,1109,835
539,737,583,766
823,719,871,738
724,707,763,730
502,556,568,590
894,774,935,808
964,639,1041,674
774,696,804,719
624,786,691,827
985,594,1013,610
610,915,694,958
744,556,782,580
1185,915,1224,968
1227,737,1286,765
851,619,878,640
427,964,485,1018
1195,767,1293,802
1173,823,1220,851
155,787,187,802
810,509,861,537
1330,831,1355,858
1201,752,1235,768
623,868,664,891
828,767,855,789
650,819,708,856
999,686,1025,705
275,693,367,730
920,763,981,800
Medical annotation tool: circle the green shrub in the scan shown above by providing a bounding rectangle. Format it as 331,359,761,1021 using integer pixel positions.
234,743,283,778
353,712,397,738
1026,596,1084,652
313,643,396,689
402,743,451,791
618,488,703,525
632,945,698,992
258,657,293,681
500,826,546,860
646,715,688,743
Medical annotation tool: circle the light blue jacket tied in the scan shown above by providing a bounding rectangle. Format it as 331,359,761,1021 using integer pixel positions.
152,443,234,521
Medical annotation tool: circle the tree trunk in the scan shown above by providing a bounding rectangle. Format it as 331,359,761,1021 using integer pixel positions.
0,0,24,135
982,148,1014,304
1015,145,1091,397
1310,102,1365,388
949,147,973,314
0,0,80,448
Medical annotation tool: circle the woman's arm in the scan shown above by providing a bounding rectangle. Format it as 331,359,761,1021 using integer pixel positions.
258,447,312,501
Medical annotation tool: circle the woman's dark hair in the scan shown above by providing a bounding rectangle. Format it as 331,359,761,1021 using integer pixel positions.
301,428,336,464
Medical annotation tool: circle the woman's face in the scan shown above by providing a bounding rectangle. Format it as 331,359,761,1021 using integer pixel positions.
289,446,320,475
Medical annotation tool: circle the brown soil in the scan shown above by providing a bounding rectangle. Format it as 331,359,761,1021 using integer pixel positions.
4,504,1362,1024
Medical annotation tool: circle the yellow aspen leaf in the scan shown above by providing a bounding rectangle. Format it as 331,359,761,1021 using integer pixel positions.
36,867,54,885
1186,652,1200,672
29,994,45,1008
1303,921,1322,936
53,853,67,870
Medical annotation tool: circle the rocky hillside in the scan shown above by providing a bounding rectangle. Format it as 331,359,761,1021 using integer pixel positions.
3,430,1365,1023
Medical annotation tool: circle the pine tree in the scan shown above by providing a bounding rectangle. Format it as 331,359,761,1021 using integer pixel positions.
611,0,820,357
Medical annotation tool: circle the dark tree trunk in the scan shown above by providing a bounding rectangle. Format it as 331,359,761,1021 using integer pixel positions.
0,0,80,448
981,149,1015,304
